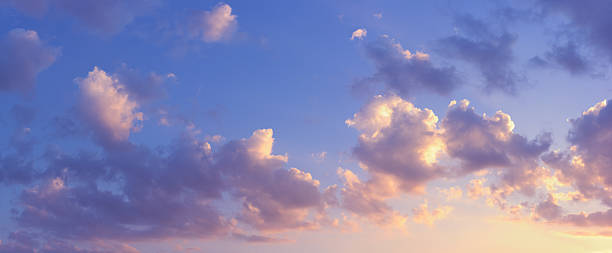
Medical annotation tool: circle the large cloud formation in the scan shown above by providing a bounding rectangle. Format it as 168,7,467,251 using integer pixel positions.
0,67,331,251
1,127,330,251
442,99,552,196
353,36,459,98
541,99,612,226
340,95,550,223
0,29,59,94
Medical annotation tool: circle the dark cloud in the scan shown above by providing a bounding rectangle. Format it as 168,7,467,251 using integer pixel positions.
541,99,612,227
530,41,591,75
437,15,521,94
543,99,612,205
0,231,140,253
1,0,160,34
0,155,35,185
442,100,551,184
0,29,59,94
0,0,48,17
538,0,612,64
545,41,590,75
534,194,562,220
353,36,459,98
562,209,612,227
1,127,328,251
114,64,173,103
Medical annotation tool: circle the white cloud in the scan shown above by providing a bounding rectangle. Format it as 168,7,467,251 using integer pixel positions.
351,28,367,40
190,3,238,42
76,67,143,146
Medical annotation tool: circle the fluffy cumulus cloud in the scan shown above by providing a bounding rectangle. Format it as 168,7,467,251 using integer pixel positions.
76,67,144,147
541,99,612,226
442,99,551,194
353,36,459,98
74,66,174,147
0,28,59,94
340,94,553,224
216,129,332,232
351,28,367,40
346,95,444,192
0,124,331,251
189,3,238,43
1,0,160,34
437,15,520,94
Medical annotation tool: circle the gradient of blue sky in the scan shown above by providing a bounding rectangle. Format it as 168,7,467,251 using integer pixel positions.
0,0,612,252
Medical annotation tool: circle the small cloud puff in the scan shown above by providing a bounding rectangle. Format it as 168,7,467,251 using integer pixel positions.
351,28,367,40
189,3,238,43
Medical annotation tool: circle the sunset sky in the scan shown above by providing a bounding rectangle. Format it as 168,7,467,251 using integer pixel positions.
0,0,612,252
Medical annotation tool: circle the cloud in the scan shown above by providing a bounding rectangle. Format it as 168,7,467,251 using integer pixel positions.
8,105,37,155
441,99,551,190
540,99,612,227
437,15,521,94
543,99,612,206
352,36,459,98
412,201,453,226
189,3,238,43
530,41,592,75
1,0,160,34
351,28,367,40
0,29,59,94
0,231,141,253
346,95,444,192
336,167,407,227
3,126,330,250
75,67,143,147
217,129,329,232
0,0,48,16
340,95,555,224
537,0,612,64
113,64,173,103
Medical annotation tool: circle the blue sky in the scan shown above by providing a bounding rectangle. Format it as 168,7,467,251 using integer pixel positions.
1,0,612,252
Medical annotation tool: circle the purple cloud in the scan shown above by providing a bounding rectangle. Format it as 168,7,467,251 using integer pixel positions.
437,15,521,94
353,36,459,98
1,0,160,34
0,29,59,94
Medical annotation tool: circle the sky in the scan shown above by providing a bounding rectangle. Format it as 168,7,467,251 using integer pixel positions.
0,0,611,252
